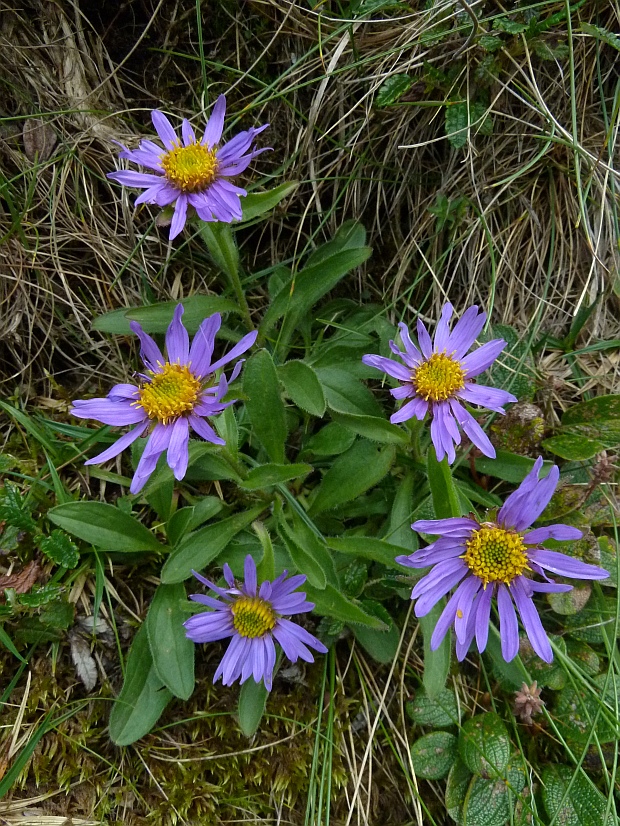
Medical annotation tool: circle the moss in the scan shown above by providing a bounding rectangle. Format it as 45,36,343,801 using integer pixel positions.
490,402,546,456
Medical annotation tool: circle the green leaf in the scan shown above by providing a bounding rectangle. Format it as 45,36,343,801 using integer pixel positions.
166,497,224,546
325,536,405,571
474,450,554,483
547,582,591,615
48,502,164,553
185,448,242,483
0,483,36,531
580,23,620,50
109,624,173,746
385,472,418,552
554,682,619,745
309,441,395,515
161,506,265,584
303,582,387,629
352,600,400,663
331,411,408,444
238,677,269,737
38,529,79,569
493,17,528,33
445,759,472,824
240,463,312,490
278,514,335,589
92,296,240,334
199,222,239,280
238,182,299,223
562,394,620,426
427,451,462,519
279,361,326,417
375,73,412,107
407,686,460,728
542,765,616,826
243,350,287,463
463,773,522,826
458,713,511,778
317,367,383,417
0,624,27,663
410,732,458,780
146,584,195,700
445,101,468,149
542,434,605,461
260,222,372,339
420,603,451,699
303,422,357,457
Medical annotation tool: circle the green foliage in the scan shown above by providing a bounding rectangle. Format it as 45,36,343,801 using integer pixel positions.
279,361,326,417
38,529,79,568
244,349,288,463
92,296,241,334
0,483,36,531
458,713,511,778
375,74,412,107
48,501,164,553
109,623,173,746
410,731,458,779
238,677,269,737
407,686,460,728
542,765,616,826
147,583,195,700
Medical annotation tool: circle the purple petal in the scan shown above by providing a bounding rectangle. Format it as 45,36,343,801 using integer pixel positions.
529,549,609,581
528,580,573,594
263,636,276,691
450,399,495,458
215,634,247,685
71,399,147,426
453,575,482,644
429,576,473,650
433,303,454,353
189,593,228,609
403,542,466,569
202,95,226,147
455,605,478,661
271,593,312,615
274,618,327,657
130,422,172,494
511,578,553,662
184,611,234,642
130,322,164,373
397,322,422,364
391,384,414,400
509,466,560,530
181,119,196,146
167,416,190,480
525,525,583,544
151,110,178,149
391,395,428,425
412,517,478,537
209,331,258,373
429,403,457,464
475,584,494,653
270,573,307,600
84,421,149,466
460,339,507,378
188,413,226,445
447,305,486,359
107,170,165,188
456,383,517,413
154,184,180,206
216,125,265,163
165,304,189,365
117,146,163,172
169,193,188,240
192,569,233,597
497,584,519,661
497,456,545,530
362,353,411,383
217,153,256,177
133,184,171,206
416,318,433,359
188,314,221,377
413,562,469,616
243,554,258,596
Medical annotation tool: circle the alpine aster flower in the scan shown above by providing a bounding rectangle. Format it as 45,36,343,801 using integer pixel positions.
362,304,517,463
71,305,256,494
184,555,328,691
399,457,609,663
108,95,269,240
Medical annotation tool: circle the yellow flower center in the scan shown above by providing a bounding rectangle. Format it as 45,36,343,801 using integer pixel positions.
463,526,530,586
136,362,202,424
413,352,466,402
231,596,277,638
160,142,219,193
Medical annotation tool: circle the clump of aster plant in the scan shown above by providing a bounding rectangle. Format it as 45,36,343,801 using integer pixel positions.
71,305,256,493
514,681,544,725
399,457,609,662
362,303,517,463
185,555,327,691
108,95,270,239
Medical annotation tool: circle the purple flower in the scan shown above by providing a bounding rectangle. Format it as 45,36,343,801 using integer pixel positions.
184,555,328,691
71,305,256,494
362,304,517,463
399,457,609,663
108,95,270,240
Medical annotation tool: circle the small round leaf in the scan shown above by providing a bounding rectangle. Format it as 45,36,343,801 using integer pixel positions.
410,731,458,780
458,712,510,778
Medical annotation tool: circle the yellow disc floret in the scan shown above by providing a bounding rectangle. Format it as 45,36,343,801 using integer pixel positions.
136,362,202,424
231,596,277,638
161,141,219,193
413,352,466,402
464,526,530,586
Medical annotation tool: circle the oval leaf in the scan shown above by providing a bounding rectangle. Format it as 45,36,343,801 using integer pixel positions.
92,296,240,334
279,361,326,417
410,732,458,779
331,411,408,444
109,624,172,746
309,441,395,515
240,463,313,490
238,677,269,737
146,584,195,700
325,536,405,571
48,502,164,553
161,506,265,584
303,582,386,629
542,764,616,826
407,686,460,728
458,712,511,778
244,350,287,463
